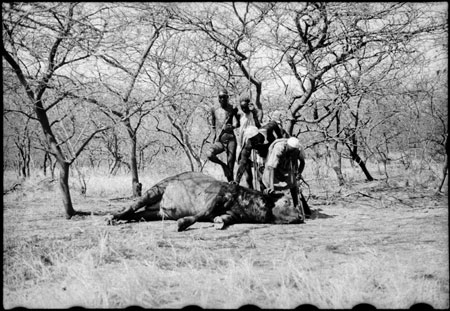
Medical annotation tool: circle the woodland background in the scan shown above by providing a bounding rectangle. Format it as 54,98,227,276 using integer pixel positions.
3,2,448,215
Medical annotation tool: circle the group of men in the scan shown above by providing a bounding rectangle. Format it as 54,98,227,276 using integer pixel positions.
206,88,311,218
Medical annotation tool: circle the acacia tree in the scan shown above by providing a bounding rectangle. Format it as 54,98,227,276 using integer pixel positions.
87,3,173,196
173,2,277,114
14,119,33,177
345,7,448,182
2,3,109,218
3,114,34,177
254,2,446,184
262,3,447,135
99,128,129,175
145,26,213,172
3,84,37,177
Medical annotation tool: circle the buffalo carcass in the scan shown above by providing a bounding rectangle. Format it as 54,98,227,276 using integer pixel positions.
106,172,305,231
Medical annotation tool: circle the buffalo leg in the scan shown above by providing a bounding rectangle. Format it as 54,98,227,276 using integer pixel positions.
108,183,166,224
128,210,162,222
213,213,235,230
109,201,152,223
109,206,138,223
177,192,230,231
177,216,197,232
177,211,224,231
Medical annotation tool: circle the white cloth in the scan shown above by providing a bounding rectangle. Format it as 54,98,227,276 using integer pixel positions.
238,111,257,147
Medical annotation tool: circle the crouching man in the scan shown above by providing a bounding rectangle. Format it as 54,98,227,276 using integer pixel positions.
262,137,312,219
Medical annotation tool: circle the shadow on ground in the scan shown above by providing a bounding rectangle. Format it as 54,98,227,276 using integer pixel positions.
309,208,336,220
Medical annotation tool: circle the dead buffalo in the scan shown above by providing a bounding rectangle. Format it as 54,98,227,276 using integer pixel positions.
106,172,304,231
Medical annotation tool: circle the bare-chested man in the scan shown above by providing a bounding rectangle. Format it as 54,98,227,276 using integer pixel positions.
206,88,240,182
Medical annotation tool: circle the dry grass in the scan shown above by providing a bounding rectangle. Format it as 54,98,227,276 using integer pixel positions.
3,157,448,309
3,226,447,309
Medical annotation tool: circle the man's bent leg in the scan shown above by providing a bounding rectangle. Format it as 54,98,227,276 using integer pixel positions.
206,142,230,180
244,165,254,189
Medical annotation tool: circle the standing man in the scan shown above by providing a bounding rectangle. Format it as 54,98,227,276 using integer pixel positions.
262,137,312,218
206,88,240,182
236,96,262,188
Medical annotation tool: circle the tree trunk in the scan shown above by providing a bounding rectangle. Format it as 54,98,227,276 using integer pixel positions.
179,138,204,173
20,162,26,177
109,158,121,175
139,149,144,171
130,140,141,197
3,37,77,219
330,142,345,186
353,153,374,181
437,137,448,193
125,119,141,197
35,99,76,218
50,161,56,180
437,154,448,193
25,138,31,177
330,109,345,186
285,66,316,136
346,144,374,181
43,155,57,179
58,160,76,219
43,152,49,176
16,140,30,178
19,149,26,177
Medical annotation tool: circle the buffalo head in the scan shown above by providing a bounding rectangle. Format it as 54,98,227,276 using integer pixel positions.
267,191,304,224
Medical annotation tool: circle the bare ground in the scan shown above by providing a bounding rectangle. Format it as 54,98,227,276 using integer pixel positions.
3,175,449,308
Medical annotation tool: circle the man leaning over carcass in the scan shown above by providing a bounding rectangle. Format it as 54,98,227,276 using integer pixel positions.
262,137,312,220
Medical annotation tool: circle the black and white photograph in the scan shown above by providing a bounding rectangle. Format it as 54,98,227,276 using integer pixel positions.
3,2,448,309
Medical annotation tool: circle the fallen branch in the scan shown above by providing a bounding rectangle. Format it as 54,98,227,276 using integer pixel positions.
109,196,136,202
342,191,377,199
3,183,22,195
